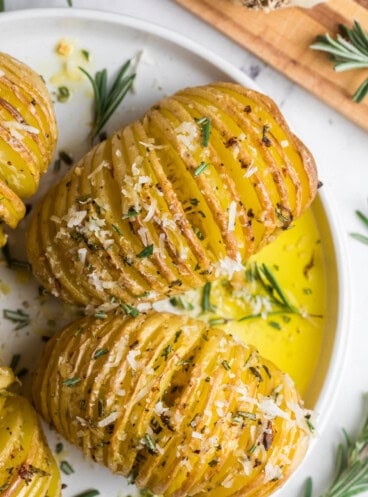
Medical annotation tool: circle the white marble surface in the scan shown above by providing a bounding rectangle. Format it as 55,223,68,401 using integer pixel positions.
3,1,368,496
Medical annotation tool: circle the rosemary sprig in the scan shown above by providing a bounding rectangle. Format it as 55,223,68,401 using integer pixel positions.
3,309,30,330
351,209,368,245
0,1,4,12
311,21,368,102
303,395,368,497
67,0,73,6
80,59,136,141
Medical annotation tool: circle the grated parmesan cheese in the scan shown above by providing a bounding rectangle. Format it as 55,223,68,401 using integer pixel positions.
244,164,258,178
97,411,119,428
264,462,283,482
127,349,141,370
175,121,199,151
227,201,237,232
214,255,244,279
77,248,87,265
87,160,111,180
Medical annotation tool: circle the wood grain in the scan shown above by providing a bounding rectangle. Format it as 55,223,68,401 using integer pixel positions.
176,0,368,131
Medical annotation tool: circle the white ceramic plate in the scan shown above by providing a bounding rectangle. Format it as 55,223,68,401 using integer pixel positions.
0,8,349,497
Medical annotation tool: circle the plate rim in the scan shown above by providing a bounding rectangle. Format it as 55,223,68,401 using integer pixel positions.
0,2,351,477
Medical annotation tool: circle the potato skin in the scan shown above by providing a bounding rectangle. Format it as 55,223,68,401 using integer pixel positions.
0,367,61,497
27,82,317,306
33,311,311,497
0,52,57,245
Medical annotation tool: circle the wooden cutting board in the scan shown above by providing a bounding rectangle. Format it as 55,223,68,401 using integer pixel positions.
175,0,368,131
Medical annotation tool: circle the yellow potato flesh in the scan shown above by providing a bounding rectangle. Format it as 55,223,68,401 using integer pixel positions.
33,312,311,497
27,82,317,306
0,52,57,245
0,367,61,497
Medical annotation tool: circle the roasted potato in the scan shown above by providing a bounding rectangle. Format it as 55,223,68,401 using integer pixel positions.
33,311,312,497
0,366,61,496
0,52,57,246
27,82,317,306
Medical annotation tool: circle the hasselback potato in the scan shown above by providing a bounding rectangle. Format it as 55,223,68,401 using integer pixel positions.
0,52,57,246
27,82,317,306
0,366,60,496
33,311,312,497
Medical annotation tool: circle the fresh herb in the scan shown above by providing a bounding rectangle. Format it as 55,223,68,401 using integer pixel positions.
137,244,154,258
302,394,368,497
169,296,194,311
201,282,216,313
9,353,21,371
74,491,100,497
55,442,64,454
57,86,70,103
311,21,368,102
80,59,136,141
232,411,257,423
59,150,74,166
111,223,124,236
208,459,219,467
142,433,158,454
62,377,81,387
67,0,73,6
351,209,368,245
2,245,31,271
221,359,231,371
120,303,139,317
195,117,211,147
94,310,107,319
60,460,74,475
238,262,322,322
161,344,172,360
93,348,109,359
208,317,229,326
0,1,5,12
194,161,210,176
81,49,90,61
268,320,281,330
125,207,138,218
3,309,30,330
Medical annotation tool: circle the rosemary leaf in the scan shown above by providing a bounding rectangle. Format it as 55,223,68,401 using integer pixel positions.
350,233,368,245
80,59,136,141
201,282,216,313
67,0,73,6
303,394,368,497
356,210,368,228
311,21,368,102
0,1,5,12
194,161,209,176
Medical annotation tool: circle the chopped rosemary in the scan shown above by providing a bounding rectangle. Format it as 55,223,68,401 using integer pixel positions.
60,460,74,475
194,161,210,176
137,244,154,258
142,433,158,454
302,394,368,497
120,302,139,317
74,491,100,497
237,262,320,323
93,348,109,359
201,282,216,313
3,309,30,330
2,245,31,271
221,359,231,371
94,310,107,319
55,442,63,454
59,150,74,166
311,21,368,102
81,49,90,61
351,209,368,244
195,116,211,147
111,223,124,236
62,377,81,387
57,86,70,103
161,344,173,360
80,59,136,141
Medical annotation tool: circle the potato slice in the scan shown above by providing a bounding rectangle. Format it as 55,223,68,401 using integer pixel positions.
27,82,317,306
33,312,312,497
0,52,57,245
0,367,61,496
